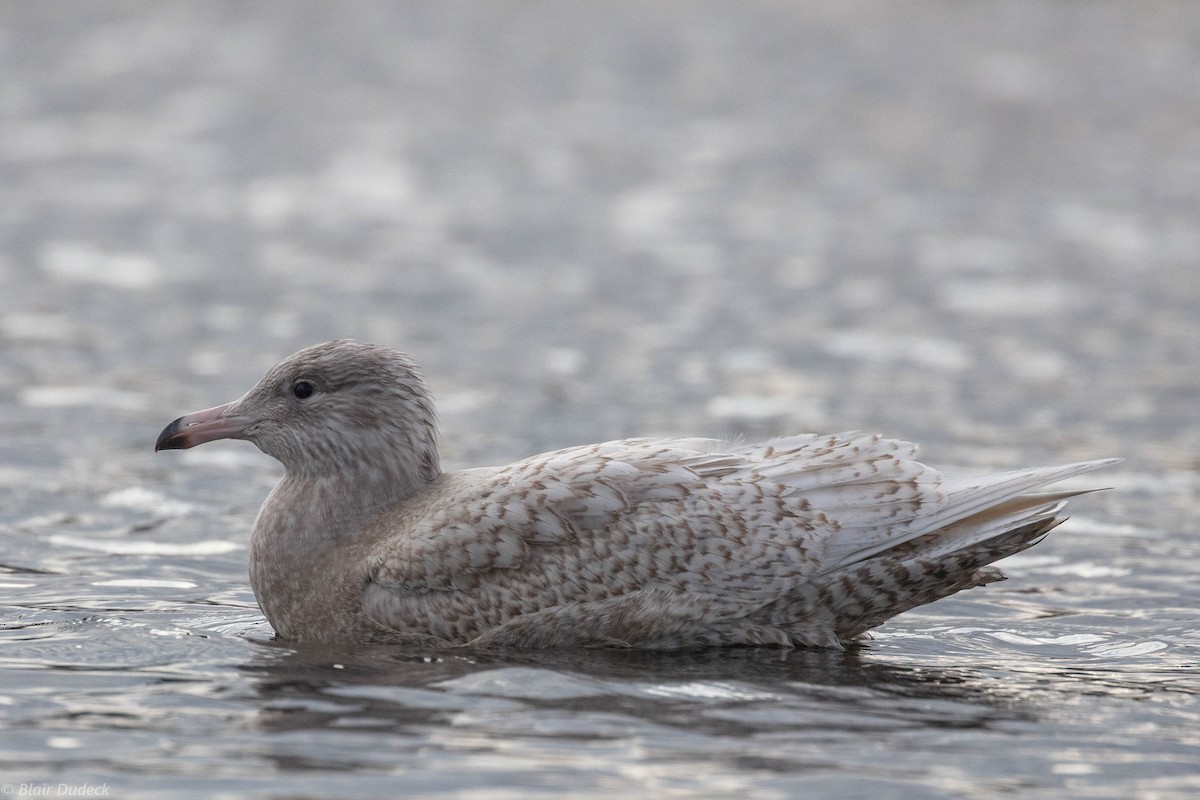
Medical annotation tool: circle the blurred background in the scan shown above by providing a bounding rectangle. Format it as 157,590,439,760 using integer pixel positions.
3,2,1196,476
1,3,1198,797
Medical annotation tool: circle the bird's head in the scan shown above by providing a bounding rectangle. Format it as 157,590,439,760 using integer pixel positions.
156,340,441,491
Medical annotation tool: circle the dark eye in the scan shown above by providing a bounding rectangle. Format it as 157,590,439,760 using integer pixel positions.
291,380,315,400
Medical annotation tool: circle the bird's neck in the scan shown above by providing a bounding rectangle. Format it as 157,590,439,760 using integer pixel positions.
264,462,438,543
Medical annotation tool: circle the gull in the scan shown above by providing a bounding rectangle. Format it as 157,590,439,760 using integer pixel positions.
155,340,1117,649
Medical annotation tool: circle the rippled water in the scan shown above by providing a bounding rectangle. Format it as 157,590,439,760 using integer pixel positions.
2,3,1198,798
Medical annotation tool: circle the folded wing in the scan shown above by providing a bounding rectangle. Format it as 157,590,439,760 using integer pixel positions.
361,432,1116,647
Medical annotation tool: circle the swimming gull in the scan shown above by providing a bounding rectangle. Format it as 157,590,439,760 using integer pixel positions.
155,340,1117,649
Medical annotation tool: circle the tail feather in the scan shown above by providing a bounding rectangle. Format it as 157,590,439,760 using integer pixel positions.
831,514,1066,640
785,457,1119,645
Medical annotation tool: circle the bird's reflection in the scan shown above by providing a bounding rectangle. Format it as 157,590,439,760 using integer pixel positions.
238,637,1035,740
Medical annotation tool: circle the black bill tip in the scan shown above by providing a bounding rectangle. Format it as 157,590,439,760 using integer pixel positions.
154,417,186,451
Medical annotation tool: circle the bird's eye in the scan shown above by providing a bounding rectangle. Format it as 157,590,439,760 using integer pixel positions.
292,380,315,400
